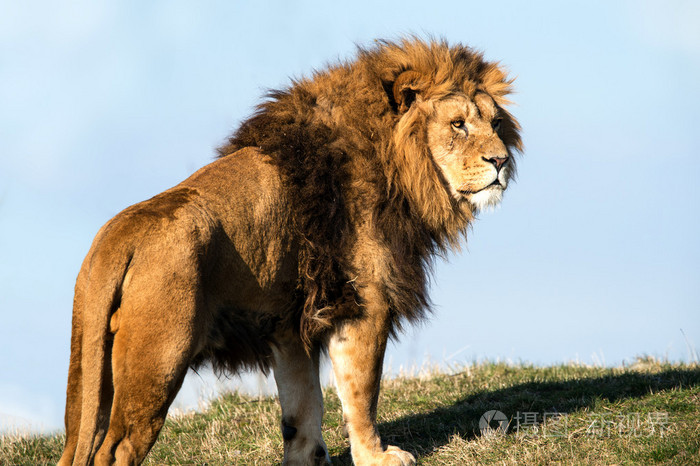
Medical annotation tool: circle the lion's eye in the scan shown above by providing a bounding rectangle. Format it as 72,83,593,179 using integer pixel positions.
492,118,503,132
451,119,465,130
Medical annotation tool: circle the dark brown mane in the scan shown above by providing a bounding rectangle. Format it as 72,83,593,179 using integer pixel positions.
218,38,522,348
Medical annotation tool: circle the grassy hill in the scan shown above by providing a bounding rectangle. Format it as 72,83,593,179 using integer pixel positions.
2,358,698,464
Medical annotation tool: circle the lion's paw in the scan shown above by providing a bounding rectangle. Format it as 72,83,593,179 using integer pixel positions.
365,445,415,465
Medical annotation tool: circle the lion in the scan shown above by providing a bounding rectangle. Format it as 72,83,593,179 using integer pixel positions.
58,38,522,465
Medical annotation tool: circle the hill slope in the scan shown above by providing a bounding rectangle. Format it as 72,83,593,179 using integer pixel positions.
2,359,699,464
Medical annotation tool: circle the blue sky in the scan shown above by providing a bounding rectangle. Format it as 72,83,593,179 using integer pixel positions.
1,0,698,433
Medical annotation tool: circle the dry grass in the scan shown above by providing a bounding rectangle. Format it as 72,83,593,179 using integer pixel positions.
2,357,698,465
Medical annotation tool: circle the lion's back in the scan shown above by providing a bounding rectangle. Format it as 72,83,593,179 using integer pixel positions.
79,147,297,311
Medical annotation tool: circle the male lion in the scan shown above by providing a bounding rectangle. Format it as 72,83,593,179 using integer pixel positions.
59,38,522,465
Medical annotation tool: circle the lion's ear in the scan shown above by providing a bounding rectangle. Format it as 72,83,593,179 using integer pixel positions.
392,70,426,113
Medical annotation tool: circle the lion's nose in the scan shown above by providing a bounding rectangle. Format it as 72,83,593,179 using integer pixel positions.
484,156,509,171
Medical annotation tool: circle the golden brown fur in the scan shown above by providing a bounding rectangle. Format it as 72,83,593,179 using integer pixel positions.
59,38,521,465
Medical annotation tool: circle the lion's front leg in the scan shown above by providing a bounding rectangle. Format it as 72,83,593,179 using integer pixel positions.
328,298,416,466
272,330,330,465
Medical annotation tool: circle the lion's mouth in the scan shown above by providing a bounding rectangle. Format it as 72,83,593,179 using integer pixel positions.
458,180,504,197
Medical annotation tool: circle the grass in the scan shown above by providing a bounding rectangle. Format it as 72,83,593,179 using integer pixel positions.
2,357,698,464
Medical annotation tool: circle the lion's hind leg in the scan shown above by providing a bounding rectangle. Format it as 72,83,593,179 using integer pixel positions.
272,330,330,465
94,278,203,465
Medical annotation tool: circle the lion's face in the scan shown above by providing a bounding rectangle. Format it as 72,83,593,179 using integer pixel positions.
427,93,512,211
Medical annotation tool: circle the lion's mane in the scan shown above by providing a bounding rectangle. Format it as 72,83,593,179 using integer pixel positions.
218,38,522,348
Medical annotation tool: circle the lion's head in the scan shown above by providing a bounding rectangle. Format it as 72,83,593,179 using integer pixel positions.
380,43,522,222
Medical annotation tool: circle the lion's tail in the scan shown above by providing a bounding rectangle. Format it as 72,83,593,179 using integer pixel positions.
70,238,133,466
